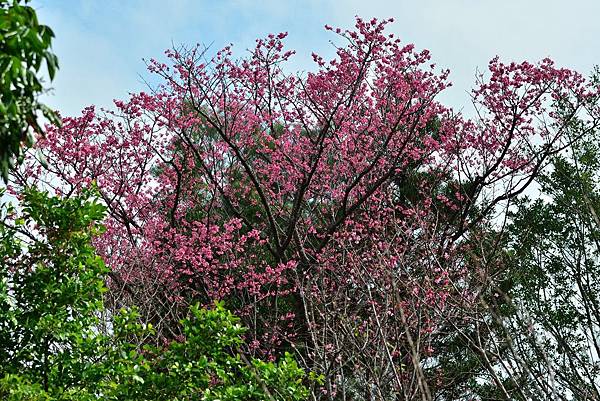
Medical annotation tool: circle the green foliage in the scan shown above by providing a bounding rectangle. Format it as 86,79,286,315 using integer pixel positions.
0,188,109,400
104,303,308,401
0,189,309,400
0,0,60,182
495,115,600,398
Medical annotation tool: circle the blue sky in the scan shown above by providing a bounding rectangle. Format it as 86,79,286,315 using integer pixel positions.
34,0,600,116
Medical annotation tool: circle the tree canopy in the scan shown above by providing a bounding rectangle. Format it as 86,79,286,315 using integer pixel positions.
0,0,59,182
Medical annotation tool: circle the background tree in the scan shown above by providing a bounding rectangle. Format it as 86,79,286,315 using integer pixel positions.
487,95,600,399
429,79,600,400
0,0,59,182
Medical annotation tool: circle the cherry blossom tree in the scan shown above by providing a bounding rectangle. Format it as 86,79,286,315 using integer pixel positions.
14,17,600,399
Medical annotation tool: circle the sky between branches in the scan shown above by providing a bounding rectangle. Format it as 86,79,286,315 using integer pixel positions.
35,0,599,117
